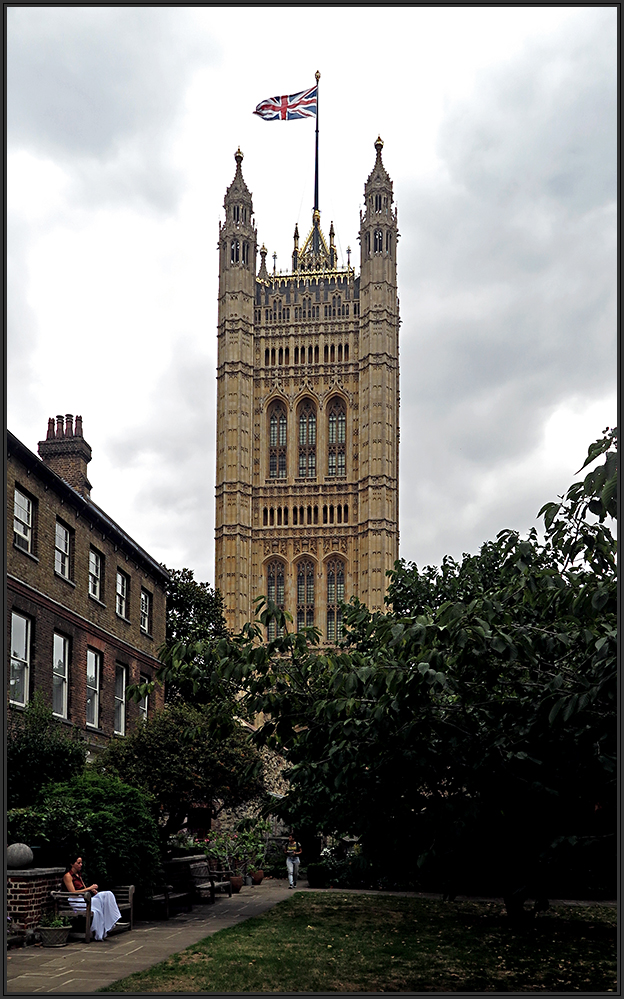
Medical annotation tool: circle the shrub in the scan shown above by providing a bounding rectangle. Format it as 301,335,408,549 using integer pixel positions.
7,693,87,808
40,771,162,894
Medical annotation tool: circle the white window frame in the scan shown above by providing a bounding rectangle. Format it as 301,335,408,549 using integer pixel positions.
114,664,127,735
55,521,71,579
138,673,149,722
14,488,33,553
89,549,102,600
10,611,30,707
116,570,128,618
140,589,152,634
53,633,69,718
86,648,101,728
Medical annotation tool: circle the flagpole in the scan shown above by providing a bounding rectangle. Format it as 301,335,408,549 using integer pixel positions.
314,70,320,214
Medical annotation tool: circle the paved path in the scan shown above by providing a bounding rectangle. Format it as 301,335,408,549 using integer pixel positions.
6,880,293,994
6,882,615,995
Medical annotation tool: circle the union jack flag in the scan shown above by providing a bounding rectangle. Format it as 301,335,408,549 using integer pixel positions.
254,85,317,121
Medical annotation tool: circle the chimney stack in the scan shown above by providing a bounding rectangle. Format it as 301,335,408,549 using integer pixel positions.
38,414,93,498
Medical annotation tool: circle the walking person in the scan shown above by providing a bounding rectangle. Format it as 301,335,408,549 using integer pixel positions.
284,832,302,888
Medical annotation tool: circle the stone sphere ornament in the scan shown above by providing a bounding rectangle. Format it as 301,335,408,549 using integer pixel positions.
7,843,34,868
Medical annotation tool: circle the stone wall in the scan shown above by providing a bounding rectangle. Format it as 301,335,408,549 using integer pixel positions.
6,867,65,933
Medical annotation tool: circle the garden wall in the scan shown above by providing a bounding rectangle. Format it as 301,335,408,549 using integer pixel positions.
6,867,65,936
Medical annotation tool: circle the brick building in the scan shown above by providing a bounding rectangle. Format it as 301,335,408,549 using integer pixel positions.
7,416,168,753
215,138,400,635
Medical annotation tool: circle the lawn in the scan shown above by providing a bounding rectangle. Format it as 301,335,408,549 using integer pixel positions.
100,892,617,993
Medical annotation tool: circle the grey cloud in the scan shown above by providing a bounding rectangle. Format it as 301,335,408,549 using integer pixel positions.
397,13,616,565
8,7,218,211
100,340,216,580
7,218,42,422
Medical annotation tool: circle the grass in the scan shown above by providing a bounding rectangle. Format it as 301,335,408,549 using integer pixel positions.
100,892,617,993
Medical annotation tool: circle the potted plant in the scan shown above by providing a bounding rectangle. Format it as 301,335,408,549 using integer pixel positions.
204,830,243,892
235,819,270,885
37,912,72,947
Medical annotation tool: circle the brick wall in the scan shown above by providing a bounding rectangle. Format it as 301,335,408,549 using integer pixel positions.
7,868,65,931
7,435,167,743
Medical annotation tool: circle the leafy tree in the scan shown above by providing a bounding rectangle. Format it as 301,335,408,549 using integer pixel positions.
38,771,162,893
97,702,264,837
164,567,228,646
128,568,236,724
7,692,87,808
228,429,617,897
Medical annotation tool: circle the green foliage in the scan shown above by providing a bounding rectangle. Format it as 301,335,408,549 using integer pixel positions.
97,702,264,837
38,913,72,928
6,692,87,808
40,770,162,893
230,430,617,897
127,569,238,726
203,818,271,875
164,566,229,646
7,797,92,856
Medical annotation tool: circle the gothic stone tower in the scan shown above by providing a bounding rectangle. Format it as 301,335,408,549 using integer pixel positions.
215,138,399,636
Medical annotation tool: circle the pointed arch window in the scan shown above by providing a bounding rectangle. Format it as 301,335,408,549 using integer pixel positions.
374,230,383,253
231,239,240,263
297,560,315,631
327,559,345,642
374,194,382,212
298,401,316,478
266,560,285,641
269,402,287,478
327,399,346,477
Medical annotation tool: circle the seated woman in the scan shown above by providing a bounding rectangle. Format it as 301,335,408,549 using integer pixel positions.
62,855,122,941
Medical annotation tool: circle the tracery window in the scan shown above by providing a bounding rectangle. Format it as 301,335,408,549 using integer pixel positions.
374,230,383,253
266,560,285,641
386,231,392,254
230,239,240,263
326,558,345,642
298,401,316,478
374,194,382,212
296,560,315,631
269,403,287,479
327,399,346,477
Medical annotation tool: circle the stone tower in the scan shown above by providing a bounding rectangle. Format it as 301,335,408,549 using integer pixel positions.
215,139,399,636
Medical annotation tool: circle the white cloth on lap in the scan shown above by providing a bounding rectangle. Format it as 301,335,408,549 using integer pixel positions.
68,890,121,940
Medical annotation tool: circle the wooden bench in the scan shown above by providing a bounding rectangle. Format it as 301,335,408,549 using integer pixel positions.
206,866,233,897
50,885,134,944
144,882,193,920
189,862,216,904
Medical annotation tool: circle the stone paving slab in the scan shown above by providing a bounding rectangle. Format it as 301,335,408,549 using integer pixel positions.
6,880,293,994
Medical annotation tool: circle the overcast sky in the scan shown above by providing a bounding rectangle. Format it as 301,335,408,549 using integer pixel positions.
7,6,617,589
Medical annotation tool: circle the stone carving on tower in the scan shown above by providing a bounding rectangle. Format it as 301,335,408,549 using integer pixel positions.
215,139,399,637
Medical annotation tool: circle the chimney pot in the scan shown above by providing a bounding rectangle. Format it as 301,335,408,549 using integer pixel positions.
46,418,55,440
56,415,65,438
75,416,83,437
65,415,74,437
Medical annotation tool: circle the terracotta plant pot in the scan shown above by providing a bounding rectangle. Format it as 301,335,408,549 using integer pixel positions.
251,870,264,884
38,926,71,947
229,875,244,893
